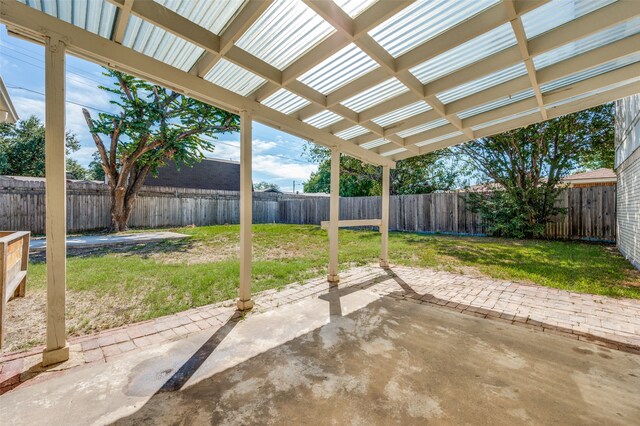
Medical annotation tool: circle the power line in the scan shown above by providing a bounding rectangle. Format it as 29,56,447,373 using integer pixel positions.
2,42,108,86
7,85,112,114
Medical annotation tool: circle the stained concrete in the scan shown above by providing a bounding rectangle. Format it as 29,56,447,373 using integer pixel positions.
1,285,639,425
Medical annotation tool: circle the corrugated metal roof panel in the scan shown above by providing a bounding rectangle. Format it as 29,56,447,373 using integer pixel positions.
154,0,244,35
262,88,311,114
471,109,539,131
437,63,527,104
372,101,432,127
369,0,500,58
204,59,266,96
123,15,204,71
534,18,640,70
235,0,335,71
410,23,516,84
298,44,379,95
381,147,407,157
521,0,615,39
397,118,449,138
304,110,343,128
341,78,408,112
540,52,640,93
457,89,535,119
335,125,369,140
334,0,378,18
19,0,117,38
546,78,640,109
361,138,388,149
415,131,463,147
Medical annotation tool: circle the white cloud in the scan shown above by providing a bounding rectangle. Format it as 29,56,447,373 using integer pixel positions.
12,95,44,119
253,139,277,153
253,155,317,181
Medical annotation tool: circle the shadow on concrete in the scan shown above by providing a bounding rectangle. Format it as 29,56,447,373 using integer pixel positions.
107,269,640,425
156,315,239,393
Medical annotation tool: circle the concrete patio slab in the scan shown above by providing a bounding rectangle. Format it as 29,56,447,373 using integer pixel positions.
2,265,640,395
29,231,189,251
0,279,638,425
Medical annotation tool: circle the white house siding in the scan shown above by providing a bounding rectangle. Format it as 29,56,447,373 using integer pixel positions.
616,94,640,269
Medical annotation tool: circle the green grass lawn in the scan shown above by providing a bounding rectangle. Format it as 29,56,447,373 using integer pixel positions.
21,224,640,345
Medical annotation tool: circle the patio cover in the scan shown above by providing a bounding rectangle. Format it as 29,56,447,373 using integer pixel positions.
1,0,639,366
1,0,639,167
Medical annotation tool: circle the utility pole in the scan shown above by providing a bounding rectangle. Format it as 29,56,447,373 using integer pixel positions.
293,180,296,193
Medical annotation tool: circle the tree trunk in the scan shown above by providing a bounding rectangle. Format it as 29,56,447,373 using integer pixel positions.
109,185,132,232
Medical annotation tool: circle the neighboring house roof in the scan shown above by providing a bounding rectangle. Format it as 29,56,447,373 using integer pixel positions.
563,168,616,183
144,158,240,191
256,188,283,194
0,76,19,123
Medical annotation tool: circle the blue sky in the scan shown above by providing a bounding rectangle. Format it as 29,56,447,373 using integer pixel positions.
0,25,317,192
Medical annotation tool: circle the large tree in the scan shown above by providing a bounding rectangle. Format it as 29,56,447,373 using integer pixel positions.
0,115,85,178
83,69,239,231
303,144,466,196
459,104,614,238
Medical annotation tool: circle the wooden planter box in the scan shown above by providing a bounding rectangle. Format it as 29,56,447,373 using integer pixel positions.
0,231,30,349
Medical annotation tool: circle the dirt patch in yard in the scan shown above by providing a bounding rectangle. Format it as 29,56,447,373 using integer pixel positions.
2,287,147,354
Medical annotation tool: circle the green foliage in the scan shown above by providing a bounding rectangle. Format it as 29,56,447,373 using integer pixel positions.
66,158,88,180
0,115,82,177
254,181,280,191
460,105,614,238
86,151,106,181
576,103,615,169
84,68,240,230
303,144,467,196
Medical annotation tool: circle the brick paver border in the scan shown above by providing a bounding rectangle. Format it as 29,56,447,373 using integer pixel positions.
1,265,639,394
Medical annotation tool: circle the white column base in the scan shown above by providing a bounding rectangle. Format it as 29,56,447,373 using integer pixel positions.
237,299,254,311
379,260,390,269
42,344,69,367
327,274,340,283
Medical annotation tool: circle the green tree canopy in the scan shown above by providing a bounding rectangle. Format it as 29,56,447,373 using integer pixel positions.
303,144,467,196
254,181,280,191
0,115,83,177
459,104,614,238
83,68,240,231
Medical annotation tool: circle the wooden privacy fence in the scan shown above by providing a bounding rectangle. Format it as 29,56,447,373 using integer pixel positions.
0,177,616,241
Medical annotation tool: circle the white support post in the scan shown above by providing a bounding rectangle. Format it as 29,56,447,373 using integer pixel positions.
237,110,254,311
42,36,69,366
380,165,390,269
328,148,340,283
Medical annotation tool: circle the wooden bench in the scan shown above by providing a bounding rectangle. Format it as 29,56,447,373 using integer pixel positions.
1,231,30,349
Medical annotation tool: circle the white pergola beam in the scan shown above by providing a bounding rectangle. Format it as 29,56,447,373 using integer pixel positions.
329,0,638,145
191,0,274,78
42,36,69,366
108,0,220,53
399,78,640,162
504,0,547,120
0,1,394,168
111,0,133,44
4,0,637,167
